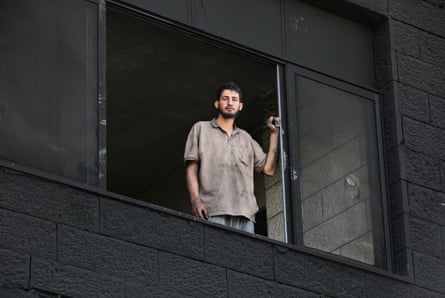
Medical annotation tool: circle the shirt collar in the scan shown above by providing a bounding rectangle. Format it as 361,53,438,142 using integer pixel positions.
211,118,240,135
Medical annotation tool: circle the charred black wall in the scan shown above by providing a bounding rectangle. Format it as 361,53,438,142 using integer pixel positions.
0,167,441,297
1,0,445,297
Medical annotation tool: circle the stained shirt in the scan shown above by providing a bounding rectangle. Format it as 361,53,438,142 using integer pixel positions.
184,119,267,221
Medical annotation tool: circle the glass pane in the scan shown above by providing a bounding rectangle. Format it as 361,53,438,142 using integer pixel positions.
296,76,385,267
0,0,98,185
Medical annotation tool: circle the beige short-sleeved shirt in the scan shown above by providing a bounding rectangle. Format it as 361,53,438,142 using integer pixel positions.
184,119,267,221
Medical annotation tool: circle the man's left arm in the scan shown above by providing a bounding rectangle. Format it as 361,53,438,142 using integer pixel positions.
263,116,280,176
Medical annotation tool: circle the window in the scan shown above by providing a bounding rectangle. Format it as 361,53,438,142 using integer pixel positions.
0,0,98,185
285,66,389,269
1,0,393,270
106,6,282,236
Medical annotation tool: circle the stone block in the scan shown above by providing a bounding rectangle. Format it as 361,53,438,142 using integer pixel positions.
125,282,191,298
274,247,366,297
0,168,99,232
227,270,318,298
403,117,445,159
303,201,369,252
0,289,42,298
100,198,204,260
420,31,445,67
366,273,443,297
0,248,29,288
398,54,445,98
390,0,445,37
392,20,420,57
204,226,274,280
399,146,441,191
398,84,430,122
413,252,445,293
265,181,283,218
30,257,125,298
431,95,445,129
58,225,158,284
407,183,445,225
0,288,67,298
408,217,442,257
159,252,227,298
302,192,322,232
267,212,285,242
0,209,56,259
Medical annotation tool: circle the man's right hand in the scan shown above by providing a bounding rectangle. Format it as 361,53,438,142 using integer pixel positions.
191,199,208,219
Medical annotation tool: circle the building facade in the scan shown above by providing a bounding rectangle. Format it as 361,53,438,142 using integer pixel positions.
1,0,444,297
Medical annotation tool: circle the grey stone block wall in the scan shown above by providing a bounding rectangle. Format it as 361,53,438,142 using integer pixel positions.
0,248,30,289
384,0,445,288
0,209,57,260
1,166,443,297
204,226,274,280
389,0,445,37
366,273,443,297
398,84,430,122
30,257,126,298
1,0,445,296
99,198,204,260
0,168,99,232
58,225,159,284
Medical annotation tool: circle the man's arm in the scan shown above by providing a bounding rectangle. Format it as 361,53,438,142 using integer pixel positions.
263,116,280,176
185,160,208,219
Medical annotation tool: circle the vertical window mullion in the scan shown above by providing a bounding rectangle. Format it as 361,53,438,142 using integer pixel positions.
285,64,305,245
98,0,107,189
374,93,393,271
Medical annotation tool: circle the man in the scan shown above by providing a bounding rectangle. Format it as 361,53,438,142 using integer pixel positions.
184,82,280,233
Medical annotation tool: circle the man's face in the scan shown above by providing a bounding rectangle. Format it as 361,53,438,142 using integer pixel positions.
214,89,243,119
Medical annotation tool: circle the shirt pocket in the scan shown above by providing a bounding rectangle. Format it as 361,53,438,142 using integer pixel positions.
238,139,252,167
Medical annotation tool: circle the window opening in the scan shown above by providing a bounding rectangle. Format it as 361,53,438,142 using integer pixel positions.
106,6,284,237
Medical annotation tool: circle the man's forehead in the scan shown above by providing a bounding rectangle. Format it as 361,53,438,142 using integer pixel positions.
221,89,240,97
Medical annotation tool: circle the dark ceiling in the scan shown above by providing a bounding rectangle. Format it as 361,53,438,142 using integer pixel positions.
107,7,276,210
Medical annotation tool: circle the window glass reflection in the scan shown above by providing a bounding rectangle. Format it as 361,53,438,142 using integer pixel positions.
296,76,385,267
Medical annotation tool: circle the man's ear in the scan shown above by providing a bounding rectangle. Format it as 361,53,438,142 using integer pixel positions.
239,102,244,111
214,100,219,109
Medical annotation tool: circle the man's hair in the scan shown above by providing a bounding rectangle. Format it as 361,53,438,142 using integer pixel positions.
216,82,243,102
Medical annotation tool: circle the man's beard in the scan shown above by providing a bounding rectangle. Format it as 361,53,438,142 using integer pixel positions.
219,108,239,119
